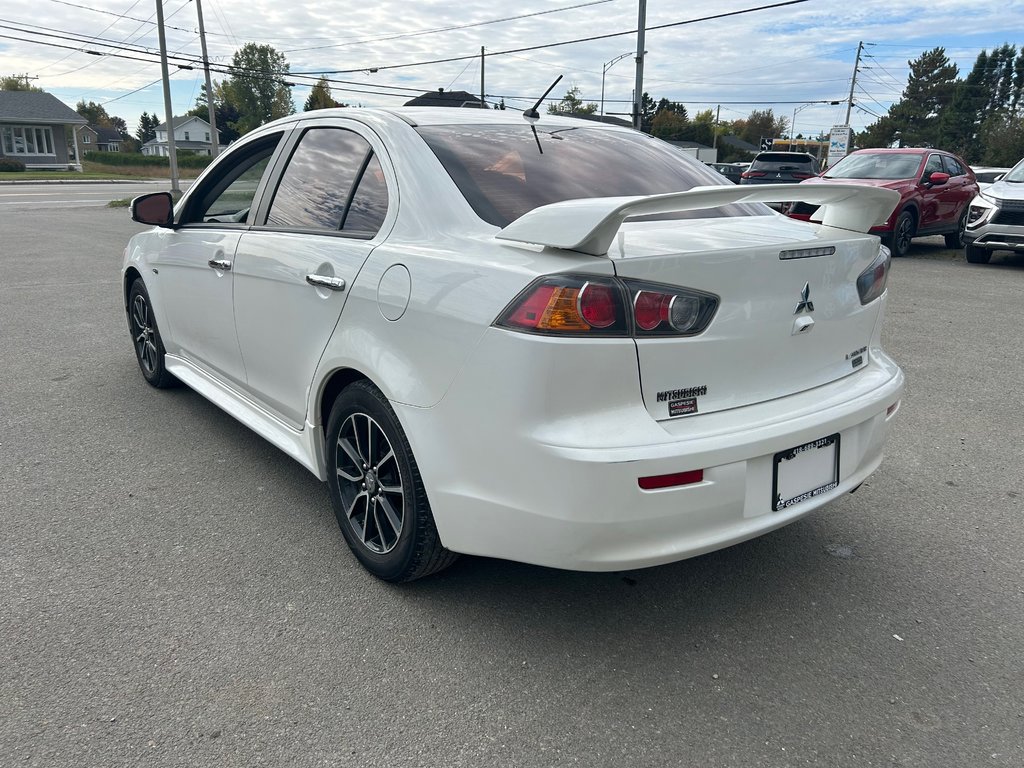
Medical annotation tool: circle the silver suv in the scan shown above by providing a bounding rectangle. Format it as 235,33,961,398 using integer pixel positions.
963,158,1024,264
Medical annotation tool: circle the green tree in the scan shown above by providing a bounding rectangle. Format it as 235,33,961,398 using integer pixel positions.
979,111,1024,165
547,85,597,115
861,47,959,148
135,112,158,144
220,43,294,135
651,110,688,141
1,74,42,91
187,83,242,145
638,92,657,132
304,77,345,111
76,100,113,126
735,109,788,146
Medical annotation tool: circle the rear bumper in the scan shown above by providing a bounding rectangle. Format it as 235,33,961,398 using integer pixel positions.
398,345,904,572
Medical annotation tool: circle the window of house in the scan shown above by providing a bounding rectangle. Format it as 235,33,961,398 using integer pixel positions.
205,132,210,142
83,134,92,144
266,127,388,235
184,131,190,141
2,126,56,156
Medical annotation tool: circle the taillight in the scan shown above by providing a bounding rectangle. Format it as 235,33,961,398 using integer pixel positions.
791,172,814,180
741,171,766,178
627,281,718,336
856,245,891,304
496,275,718,337
496,276,629,336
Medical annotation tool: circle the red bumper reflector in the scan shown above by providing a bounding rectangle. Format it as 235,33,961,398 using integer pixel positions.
886,400,900,417
638,469,704,490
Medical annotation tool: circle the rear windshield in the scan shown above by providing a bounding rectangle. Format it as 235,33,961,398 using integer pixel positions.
751,153,817,170
825,152,923,180
416,124,768,227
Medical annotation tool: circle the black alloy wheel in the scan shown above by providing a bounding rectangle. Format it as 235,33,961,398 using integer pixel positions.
326,381,457,582
889,210,915,257
128,278,178,388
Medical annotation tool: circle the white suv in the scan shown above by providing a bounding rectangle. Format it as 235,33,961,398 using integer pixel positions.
964,157,1024,264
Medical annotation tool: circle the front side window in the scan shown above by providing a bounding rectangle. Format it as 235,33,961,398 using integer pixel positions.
923,155,944,178
1,126,55,156
180,133,283,225
417,124,765,227
266,127,385,233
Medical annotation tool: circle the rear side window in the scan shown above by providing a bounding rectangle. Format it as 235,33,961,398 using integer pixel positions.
416,124,767,227
266,127,388,235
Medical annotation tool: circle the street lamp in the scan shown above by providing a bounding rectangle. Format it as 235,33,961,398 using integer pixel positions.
791,101,841,148
600,52,632,116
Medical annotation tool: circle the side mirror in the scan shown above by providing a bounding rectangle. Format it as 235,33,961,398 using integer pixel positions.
926,171,950,186
131,192,174,227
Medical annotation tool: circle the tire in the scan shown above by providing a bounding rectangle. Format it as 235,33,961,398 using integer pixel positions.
325,381,457,582
965,244,992,264
888,210,915,257
127,278,178,388
944,208,968,249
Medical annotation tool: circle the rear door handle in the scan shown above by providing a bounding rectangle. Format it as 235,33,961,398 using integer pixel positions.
208,259,232,271
305,274,346,291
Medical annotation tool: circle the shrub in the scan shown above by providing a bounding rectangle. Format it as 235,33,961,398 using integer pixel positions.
0,157,26,172
83,151,213,169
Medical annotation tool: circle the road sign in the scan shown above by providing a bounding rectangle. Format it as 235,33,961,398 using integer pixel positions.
826,125,853,168
760,138,774,151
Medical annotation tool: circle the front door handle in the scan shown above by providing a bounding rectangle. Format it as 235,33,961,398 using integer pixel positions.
305,274,346,291
208,259,232,271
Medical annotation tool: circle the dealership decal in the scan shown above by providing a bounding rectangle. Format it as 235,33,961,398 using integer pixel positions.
669,398,699,417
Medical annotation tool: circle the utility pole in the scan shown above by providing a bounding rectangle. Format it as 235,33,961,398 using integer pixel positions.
844,41,864,126
632,0,647,130
712,104,720,150
480,47,485,108
155,0,180,193
195,0,218,157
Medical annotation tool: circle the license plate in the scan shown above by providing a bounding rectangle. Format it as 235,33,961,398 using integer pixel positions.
772,434,840,511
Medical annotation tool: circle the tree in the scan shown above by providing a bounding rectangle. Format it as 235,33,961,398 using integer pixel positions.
979,111,1024,166
735,109,788,146
638,92,657,133
861,47,959,149
304,77,345,111
651,110,688,141
76,100,113,127
547,85,597,115
187,83,241,145
1,74,42,91
135,112,158,144
220,43,294,135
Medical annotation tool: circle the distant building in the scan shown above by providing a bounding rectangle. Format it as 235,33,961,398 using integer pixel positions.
404,89,486,108
142,115,223,156
0,90,87,170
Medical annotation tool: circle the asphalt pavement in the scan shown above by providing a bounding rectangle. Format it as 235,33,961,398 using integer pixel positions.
1,198,1022,767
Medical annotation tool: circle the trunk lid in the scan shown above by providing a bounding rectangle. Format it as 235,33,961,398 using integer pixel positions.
610,215,883,420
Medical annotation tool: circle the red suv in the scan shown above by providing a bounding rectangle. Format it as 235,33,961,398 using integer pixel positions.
789,148,979,256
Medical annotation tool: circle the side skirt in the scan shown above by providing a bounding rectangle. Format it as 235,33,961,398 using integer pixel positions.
164,355,327,481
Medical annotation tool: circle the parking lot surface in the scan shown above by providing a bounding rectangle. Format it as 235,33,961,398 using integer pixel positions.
1,202,1022,767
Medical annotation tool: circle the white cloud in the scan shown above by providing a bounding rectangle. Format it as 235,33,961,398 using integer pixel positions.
1,0,1022,134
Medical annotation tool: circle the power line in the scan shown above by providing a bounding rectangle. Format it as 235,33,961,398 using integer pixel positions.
298,0,810,74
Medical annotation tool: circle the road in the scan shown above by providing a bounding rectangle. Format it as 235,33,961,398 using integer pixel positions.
1,204,1022,768
0,180,187,211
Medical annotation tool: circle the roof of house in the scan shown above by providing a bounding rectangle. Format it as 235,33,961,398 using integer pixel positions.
0,91,87,125
153,115,210,131
89,124,124,143
403,89,485,108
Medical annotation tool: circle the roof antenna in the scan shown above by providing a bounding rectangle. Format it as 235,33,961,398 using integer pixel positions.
522,74,562,154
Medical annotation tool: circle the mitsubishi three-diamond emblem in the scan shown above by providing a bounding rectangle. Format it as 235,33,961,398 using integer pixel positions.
794,282,814,315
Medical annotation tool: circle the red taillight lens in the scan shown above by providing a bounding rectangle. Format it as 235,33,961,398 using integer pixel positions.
496,276,628,335
792,172,814,180
496,275,718,337
741,171,766,178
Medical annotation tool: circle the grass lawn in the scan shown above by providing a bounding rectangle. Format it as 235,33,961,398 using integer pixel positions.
0,161,205,182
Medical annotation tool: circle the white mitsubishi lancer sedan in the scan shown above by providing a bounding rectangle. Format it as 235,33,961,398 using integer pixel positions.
124,107,904,582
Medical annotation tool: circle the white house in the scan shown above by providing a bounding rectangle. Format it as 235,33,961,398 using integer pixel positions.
142,115,223,157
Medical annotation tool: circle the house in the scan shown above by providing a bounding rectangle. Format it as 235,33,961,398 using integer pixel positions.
142,115,222,156
0,91,87,170
91,124,124,152
404,89,486,108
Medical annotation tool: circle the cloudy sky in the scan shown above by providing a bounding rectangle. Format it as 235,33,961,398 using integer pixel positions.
2,0,1023,136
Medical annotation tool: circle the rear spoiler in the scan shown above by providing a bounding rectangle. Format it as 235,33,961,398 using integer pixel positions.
495,183,900,256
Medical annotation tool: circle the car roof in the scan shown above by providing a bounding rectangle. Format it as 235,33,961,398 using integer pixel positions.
262,106,633,132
